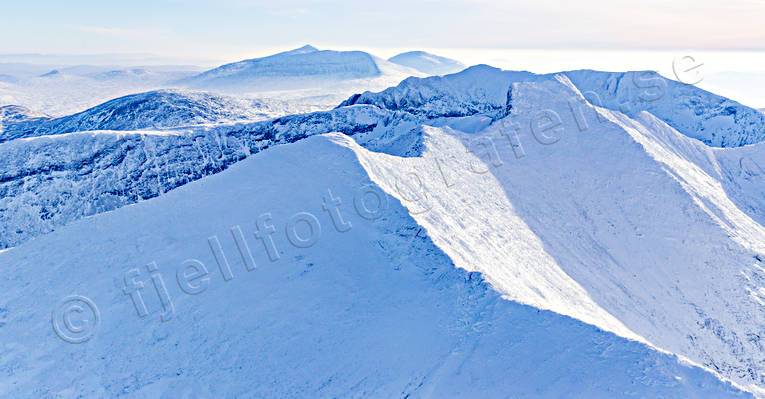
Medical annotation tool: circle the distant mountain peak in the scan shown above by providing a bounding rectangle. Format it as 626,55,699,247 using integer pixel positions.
283,44,319,55
179,46,384,91
388,51,465,75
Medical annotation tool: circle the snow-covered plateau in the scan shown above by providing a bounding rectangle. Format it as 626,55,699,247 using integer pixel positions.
2,62,765,398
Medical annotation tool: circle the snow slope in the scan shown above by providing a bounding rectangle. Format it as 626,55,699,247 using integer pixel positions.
388,51,466,75
0,133,752,398
348,74,765,394
564,70,765,147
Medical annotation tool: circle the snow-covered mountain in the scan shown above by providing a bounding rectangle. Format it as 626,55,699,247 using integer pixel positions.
0,89,287,143
565,70,765,147
0,104,413,249
176,45,426,104
0,104,47,124
0,130,754,398
340,64,534,118
342,65,765,147
0,66,202,116
3,63,765,396
388,51,466,75
181,45,382,88
0,47,426,116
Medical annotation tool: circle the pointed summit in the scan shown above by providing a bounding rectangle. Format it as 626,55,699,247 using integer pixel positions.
278,44,319,56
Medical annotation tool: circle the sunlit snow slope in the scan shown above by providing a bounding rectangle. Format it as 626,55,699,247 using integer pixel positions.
344,74,765,395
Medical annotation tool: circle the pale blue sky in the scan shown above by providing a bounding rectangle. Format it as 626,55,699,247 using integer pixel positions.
2,0,764,60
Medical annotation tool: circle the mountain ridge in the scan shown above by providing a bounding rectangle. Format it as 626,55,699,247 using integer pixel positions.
0,131,755,398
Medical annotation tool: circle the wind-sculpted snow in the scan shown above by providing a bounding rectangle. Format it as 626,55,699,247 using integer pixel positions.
0,90,282,143
341,65,765,147
0,105,422,249
0,134,753,398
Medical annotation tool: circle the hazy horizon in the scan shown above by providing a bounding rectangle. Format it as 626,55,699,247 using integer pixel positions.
2,45,764,108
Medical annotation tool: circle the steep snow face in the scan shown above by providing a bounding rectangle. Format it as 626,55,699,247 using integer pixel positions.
711,137,765,229
0,90,283,143
388,51,466,75
349,74,765,394
564,70,765,147
0,133,752,398
337,130,643,343
0,105,421,249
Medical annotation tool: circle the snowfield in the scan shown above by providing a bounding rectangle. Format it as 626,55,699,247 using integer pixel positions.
2,61,765,397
